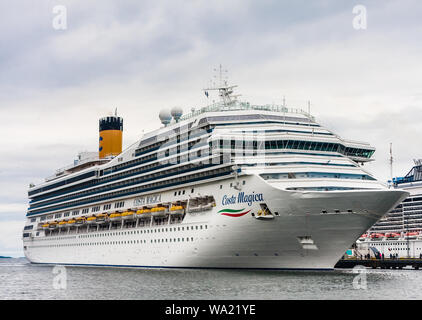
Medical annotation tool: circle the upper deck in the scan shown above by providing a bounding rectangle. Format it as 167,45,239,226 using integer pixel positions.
393,160,422,189
26,77,378,217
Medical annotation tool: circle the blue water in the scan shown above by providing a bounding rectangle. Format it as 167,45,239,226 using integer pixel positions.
0,258,421,299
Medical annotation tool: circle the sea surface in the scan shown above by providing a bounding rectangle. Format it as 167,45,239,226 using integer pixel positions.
1,257,421,300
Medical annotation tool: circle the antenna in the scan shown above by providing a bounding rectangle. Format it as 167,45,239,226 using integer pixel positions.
389,143,393,181
115,108,117,116
214,64,228,87
203,65,240,108
307,100,311,127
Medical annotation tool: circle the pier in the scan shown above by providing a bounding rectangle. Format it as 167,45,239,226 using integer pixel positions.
335,258,422,270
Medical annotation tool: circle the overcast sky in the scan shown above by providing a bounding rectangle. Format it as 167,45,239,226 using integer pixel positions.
1,0,421,257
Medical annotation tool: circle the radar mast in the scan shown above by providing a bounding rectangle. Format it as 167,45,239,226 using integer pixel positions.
203,64,241,108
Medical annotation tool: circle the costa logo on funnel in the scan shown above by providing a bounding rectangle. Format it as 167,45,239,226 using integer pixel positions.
218,208,251,217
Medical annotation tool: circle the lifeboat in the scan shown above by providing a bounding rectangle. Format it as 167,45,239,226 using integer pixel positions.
151,206,167,217
169,205,184,215
136,209,151,219
109,213,122,221
122,211,135,220
95,214,108,224
58,221,68,228
75,217,86,225
86,216,97,224
42,223,49,229
67,219,76,225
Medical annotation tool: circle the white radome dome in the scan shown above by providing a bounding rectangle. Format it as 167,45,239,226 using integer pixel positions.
159,109,172,125
171,107,183,122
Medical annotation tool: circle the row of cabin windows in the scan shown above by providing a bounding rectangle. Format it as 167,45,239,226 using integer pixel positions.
30,237,195,248
39,201,126,221
80,224,207,238
28,224,209,247
31,138,214,205
41,224,207,242
218,139,375,159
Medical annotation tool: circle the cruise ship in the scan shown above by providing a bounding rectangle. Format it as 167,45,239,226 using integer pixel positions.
22,77,408,270
356,160,422,259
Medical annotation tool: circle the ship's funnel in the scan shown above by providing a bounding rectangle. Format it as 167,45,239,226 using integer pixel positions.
99,115,123,159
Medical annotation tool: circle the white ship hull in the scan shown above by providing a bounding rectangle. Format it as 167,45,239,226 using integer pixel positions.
23,175,407,270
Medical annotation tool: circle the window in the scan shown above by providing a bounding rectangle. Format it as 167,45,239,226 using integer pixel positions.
114,201,125,208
